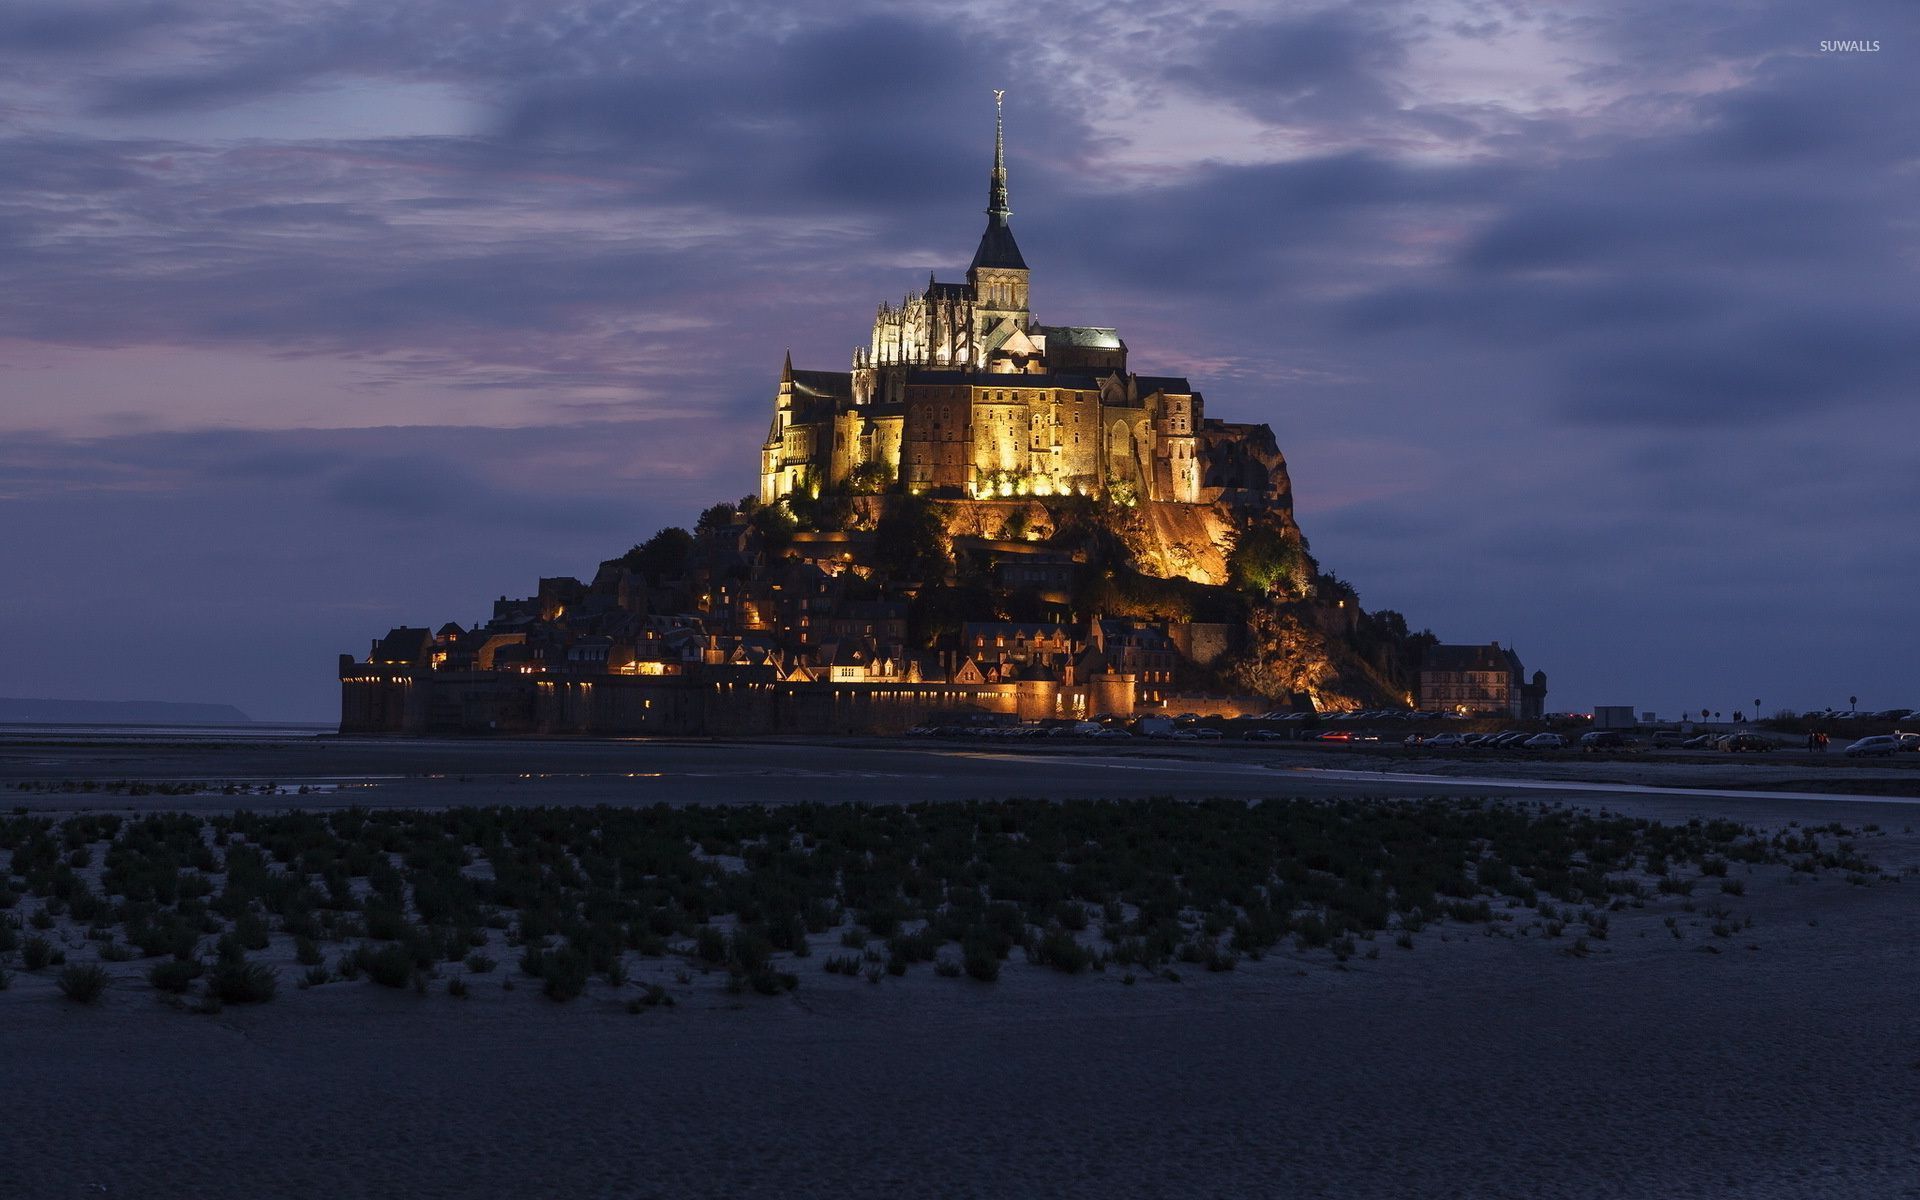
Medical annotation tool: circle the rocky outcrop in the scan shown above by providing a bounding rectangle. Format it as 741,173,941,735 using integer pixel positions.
1112,500,1236,586
1231,605,1410,712
1198,421,1294,516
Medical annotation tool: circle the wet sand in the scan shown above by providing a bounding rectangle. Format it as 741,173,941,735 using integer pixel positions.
3,734,1918,1199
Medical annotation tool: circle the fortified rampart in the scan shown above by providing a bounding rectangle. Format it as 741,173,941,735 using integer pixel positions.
340,659,1152,736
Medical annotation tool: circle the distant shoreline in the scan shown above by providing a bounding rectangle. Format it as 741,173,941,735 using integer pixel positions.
0,697,258,726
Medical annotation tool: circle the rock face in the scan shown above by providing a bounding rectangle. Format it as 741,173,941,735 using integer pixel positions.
1230,606,1411,712
843,420,1300,591
1116,501,1238,586
925,499,1059,542
1113,421,1300,587
1198,421,1294,518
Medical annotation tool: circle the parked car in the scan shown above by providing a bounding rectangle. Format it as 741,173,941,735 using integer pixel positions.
1243,729,1285,742
1720,733,1775,753
1649,731,1690,748
1681,734,1718,749
1844,736,1901,758
1894,732,1920,752
1579,730,1631,751
1315,730,1354,742
1522,733,1568,749
1422,733,1467,749
1190,728,1224,741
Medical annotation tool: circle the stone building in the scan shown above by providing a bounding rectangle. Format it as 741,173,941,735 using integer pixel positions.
763,94,1226,507
1418,643,1548,719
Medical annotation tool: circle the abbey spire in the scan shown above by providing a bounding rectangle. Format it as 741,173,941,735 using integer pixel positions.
988,88,1010,223
969,90,1027,273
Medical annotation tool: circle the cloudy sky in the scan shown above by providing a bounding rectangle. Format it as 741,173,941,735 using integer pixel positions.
2,0,1913,722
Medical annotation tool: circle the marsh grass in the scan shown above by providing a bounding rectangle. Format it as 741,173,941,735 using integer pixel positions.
540,948,590,1001
148,959,202,992
627,983,673,1012
359,943,412,989
58,962,110,1003
5,797,1856,1003
209,960,277,1004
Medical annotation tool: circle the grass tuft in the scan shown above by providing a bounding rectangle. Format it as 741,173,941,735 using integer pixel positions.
208,959,277,1004
58,962,111,1004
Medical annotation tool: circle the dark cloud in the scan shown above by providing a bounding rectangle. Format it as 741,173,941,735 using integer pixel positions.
1,0,1915,718
0,1,180,54
1558,310,1919,426
1172,8,1411,127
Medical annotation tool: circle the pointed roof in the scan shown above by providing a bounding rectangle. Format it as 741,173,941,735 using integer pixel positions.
970,90,1028,272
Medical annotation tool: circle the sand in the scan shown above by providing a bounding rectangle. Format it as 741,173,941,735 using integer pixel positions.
2,735,1918,1199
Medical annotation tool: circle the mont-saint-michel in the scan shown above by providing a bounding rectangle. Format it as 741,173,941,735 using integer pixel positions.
5,11,1918,1197
340,100,1541,736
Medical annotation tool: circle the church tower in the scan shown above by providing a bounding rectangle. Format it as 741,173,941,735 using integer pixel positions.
966,90,1030,361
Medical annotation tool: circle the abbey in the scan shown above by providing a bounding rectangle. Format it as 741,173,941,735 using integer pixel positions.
763,95,1221,507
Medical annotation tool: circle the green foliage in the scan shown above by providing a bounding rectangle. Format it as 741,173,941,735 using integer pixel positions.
1227,523,1306,597
785,486,854,533
749,501,799,551
844,461,895,496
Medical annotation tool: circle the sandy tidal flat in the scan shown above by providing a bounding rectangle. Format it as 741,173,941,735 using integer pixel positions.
1,738,1918,1199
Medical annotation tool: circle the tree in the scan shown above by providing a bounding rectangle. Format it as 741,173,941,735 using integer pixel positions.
874,498,950,583
620,527,693,581
695,502,738,533
1226,524,1304,597
845,461,894,495
748,501,798,552
909,584,994,647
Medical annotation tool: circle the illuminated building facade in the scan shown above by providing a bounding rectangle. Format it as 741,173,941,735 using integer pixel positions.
762,93,1213,506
